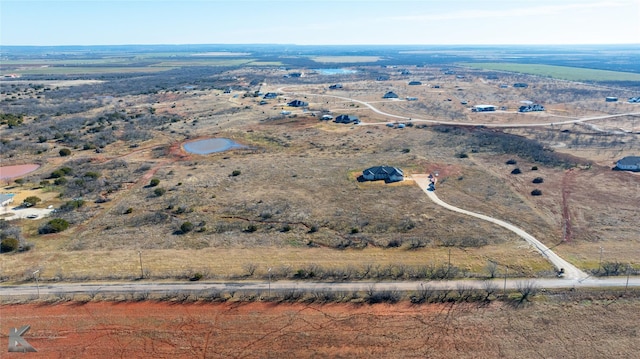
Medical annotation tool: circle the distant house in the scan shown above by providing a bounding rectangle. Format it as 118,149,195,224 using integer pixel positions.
287,100,308,107
263,92,278,99
400,70,411,75
0,193,15,207
406,97,418,101
606,97,618,102
376,75,389,81
334,114,360,124
288,72,302,78
329,84,343,89
472,105,496,112
408,81,422,86
362,166,404,183
628,97,640,103
513,83,529,88
223,88,232,93
615,156,640,171
320,115,333,121
383,91,399,99
519,104,545,112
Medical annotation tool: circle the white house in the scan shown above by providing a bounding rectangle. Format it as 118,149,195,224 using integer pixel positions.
616,156,640,171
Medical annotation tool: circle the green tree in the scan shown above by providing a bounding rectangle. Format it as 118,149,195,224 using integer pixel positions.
149,178,160,187
180,221,194,233
39,218,70,234
59,148,71,157
14,178,25,185
153,187,166,197
1,238,20,253
23,196,41,207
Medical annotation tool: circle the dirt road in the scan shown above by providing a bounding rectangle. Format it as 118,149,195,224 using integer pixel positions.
412,175,588,280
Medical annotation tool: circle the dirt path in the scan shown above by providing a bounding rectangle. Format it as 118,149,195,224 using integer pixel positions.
412,174,588,280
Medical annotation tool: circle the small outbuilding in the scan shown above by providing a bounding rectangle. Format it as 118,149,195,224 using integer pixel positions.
615,156,640,171
362,166,404,182
606,97,618,102
263,92,278,99
329,84,343,89
513,83,529,88
383,91,399,99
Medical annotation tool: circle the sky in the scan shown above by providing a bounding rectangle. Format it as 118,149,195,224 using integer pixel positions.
1,0,639,46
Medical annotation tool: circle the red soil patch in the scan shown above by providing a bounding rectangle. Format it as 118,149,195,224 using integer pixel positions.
0,164,40,180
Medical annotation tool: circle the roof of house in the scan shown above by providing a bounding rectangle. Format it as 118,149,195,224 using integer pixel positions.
618,156,640,165
287,100,308,107
0,193,15,204
363,166,403,177
335,114,359,123
383,91,399,98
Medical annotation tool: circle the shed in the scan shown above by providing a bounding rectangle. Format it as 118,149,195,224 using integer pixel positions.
362,166,404,182
606,97,618,102
513,83,529,88
263,92,278,99
408,81,422,86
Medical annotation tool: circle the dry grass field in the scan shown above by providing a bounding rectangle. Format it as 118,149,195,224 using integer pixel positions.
2,295,639,358
1,63,639,284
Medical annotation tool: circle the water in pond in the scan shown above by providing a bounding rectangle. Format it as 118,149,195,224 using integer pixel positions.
183,138,245,154
0,164,40,180
314,68,357,75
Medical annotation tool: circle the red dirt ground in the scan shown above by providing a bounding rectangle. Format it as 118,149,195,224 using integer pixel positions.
2,299,639,358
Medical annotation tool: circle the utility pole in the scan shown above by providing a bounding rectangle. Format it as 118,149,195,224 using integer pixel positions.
268,268,272,297
138,251,144,279
33,270,40,298
599,247,603,272
503,267,508,297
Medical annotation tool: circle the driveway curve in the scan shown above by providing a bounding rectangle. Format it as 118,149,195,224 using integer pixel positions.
412,175,588,280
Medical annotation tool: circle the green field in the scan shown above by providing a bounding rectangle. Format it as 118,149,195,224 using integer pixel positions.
463,62,640,82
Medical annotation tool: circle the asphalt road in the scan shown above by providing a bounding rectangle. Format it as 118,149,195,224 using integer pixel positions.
2,276,638,298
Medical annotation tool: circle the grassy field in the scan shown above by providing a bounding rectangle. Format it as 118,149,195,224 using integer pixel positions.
462,62,640,82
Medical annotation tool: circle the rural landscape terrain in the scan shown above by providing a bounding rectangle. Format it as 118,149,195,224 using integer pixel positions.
1,44,639,357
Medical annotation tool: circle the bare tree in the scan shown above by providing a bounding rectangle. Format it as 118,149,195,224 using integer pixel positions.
516,280,539,304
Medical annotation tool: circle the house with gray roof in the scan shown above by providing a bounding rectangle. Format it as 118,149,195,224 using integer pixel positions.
362,166,404,183
383,91,399,99
334,114,360,124
287,99,308,107
615,156,640,171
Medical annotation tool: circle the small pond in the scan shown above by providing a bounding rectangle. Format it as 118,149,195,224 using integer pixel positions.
183,138,245,154
314,68,357,75
0,164,40,180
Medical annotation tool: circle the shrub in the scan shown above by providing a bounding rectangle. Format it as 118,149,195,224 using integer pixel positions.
59,148,71,156
281,224,292,232
1,238,20,253
506,159,517,165
531,189,542,196
532,177,544,184
180,221,194,233
124,207,133,214
531,166,538,170
153,187,166,197
149,178,160,187
54,177,68,186
60,199,84,211
22,196,41,207
83,171,100,179
245,224,258,233
511,168,522,174
39,218,70,234
14,178,25,185
456,152,469,158
231,170,242,176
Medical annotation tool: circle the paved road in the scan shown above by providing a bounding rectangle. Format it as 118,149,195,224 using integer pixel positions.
413,175,588,280
2,276,638,298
